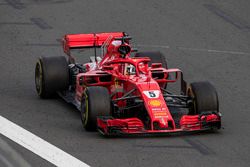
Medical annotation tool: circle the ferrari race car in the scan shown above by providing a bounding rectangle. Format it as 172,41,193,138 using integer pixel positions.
35,32,221,136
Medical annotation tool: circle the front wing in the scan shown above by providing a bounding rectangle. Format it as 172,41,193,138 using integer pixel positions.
97,113,221,136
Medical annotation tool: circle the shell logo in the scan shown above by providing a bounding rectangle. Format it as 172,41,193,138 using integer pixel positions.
149,100,161,107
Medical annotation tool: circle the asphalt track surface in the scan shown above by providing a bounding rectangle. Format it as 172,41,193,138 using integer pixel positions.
0,0,250,166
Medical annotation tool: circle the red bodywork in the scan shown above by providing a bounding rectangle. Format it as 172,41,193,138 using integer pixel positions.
62,32,221,135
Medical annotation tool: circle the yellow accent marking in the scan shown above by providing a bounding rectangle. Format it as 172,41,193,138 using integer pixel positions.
83,91,89,127
188,86,196,114
154,112,167,116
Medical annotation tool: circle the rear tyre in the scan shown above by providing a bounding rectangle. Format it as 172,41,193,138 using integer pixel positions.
188,81,219,115
81,86,111,131
134,51,167,68
35,56,69,98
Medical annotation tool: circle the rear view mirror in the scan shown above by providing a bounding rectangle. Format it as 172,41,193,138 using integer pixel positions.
103,65,114,70
166,71,179,82
151,63,162,68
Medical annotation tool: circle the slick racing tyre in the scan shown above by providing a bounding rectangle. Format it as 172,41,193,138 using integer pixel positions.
35,56,69,98
135,51,167,68
81,86,111,131
188,81,219,115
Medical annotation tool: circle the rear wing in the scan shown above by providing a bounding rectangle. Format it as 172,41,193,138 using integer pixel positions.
62,32,126,54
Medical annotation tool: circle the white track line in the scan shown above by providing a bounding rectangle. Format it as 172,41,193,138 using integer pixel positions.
0,116,89,167
137,44,250,55
137,44,170,49
178,47,250,55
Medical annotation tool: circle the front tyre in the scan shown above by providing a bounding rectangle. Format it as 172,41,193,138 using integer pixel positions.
188,81,219,115
81,86,111,131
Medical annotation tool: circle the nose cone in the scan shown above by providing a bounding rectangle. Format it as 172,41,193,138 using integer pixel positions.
136,82,176,130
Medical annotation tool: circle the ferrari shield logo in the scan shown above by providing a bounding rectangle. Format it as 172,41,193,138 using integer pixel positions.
149,100,161,107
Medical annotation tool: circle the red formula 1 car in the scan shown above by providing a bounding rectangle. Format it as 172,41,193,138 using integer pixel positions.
35,32,221,136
